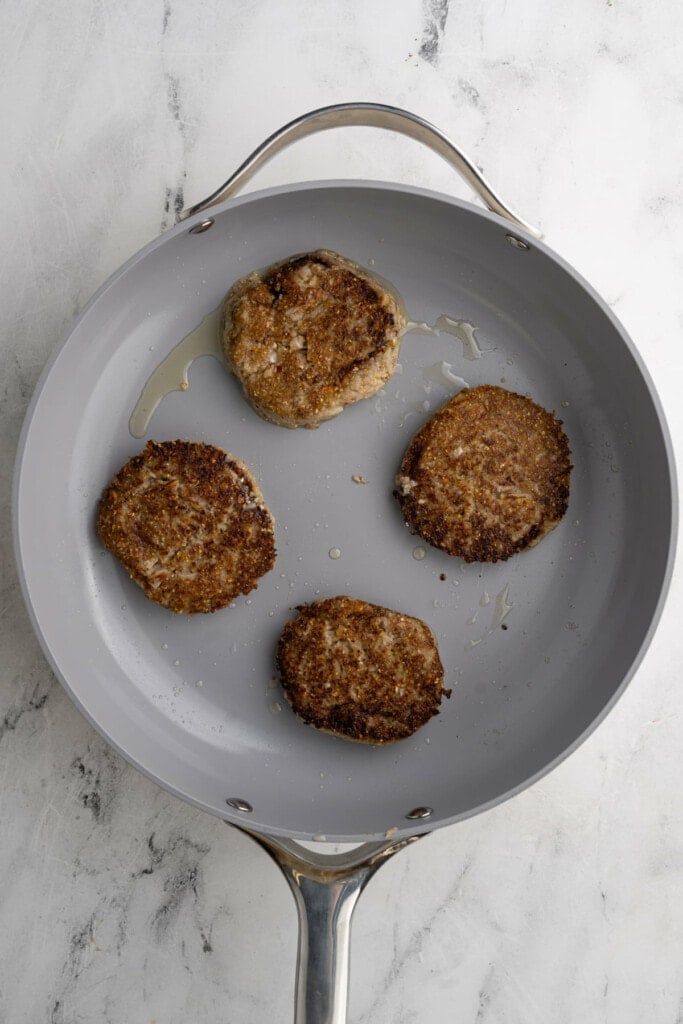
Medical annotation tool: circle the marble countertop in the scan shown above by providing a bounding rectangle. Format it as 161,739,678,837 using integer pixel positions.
2,2,682,1021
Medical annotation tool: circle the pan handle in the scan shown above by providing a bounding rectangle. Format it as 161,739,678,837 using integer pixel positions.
238,827,422,1024
176,102,541,238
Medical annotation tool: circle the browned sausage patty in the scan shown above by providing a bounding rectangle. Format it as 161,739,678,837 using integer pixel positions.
395,385,571,562
221,250,405,428
276,596,448,744
97,440,276,614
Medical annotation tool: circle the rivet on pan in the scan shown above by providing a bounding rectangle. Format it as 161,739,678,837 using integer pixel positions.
405,806,433,820
506,233,530,251
189,218,215,235
226,797,253,813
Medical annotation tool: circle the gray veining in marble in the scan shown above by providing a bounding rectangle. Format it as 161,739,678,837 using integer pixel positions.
419,0,450,65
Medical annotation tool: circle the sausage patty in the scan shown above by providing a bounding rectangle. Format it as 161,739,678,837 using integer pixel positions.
276,596,448,744
395,385,571,562
221,250,405,428
97,440,276,613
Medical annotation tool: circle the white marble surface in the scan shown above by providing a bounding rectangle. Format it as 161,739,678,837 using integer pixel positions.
2,1,682,1021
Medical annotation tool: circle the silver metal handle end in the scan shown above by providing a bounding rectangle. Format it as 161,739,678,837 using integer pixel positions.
177,103,542,239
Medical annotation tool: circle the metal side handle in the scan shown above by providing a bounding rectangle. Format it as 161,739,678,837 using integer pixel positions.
176,102,541,238
239,828,421,1024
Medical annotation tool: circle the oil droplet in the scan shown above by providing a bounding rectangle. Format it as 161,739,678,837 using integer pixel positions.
399,409,417,427
412,546,426,560
129,307,223,438
196,679,204,687
161,642,168,650
328,547,341,560
465,583,513,650
492,583,513,628
561,400,571,408
173,659,180,666
422,361,469,391
403,317,482,360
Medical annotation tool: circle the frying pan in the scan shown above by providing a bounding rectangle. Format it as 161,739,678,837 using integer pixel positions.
13,104,676,1022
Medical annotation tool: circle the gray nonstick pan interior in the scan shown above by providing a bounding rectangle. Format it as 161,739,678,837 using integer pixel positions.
14,182,676,842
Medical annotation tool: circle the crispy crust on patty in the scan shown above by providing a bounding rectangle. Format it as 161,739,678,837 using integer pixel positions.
276,596,448,744
395,385,571,562
221,250,405,428
97,440,276,614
